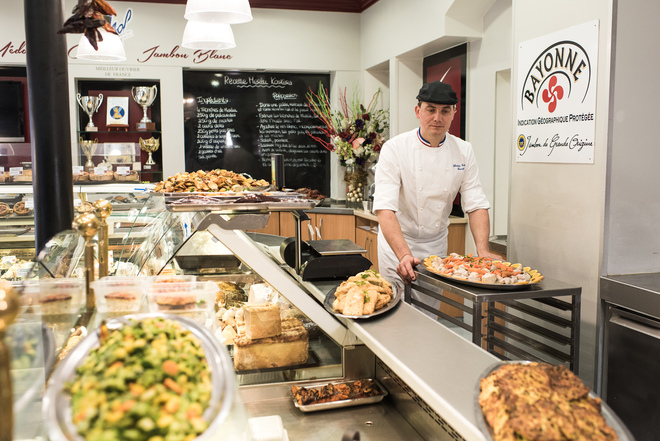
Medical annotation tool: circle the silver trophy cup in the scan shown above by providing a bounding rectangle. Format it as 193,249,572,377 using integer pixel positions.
131,85,157,130
76,93,103,131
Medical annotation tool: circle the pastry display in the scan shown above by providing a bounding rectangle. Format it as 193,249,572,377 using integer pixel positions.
66,318,212,441
479,362,618,441
12,169,32,182
0,171,9,183
0,202,10,216
243,303,281,340
233,316,309,371
89,172,114,181
331,270,394,316
424,253,544,285
154,169,269,193
12,201,31,216
295,187,326,201
113,170,139,181
72,171,90,182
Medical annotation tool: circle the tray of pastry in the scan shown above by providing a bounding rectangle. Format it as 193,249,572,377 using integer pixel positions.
291,378,388,412
165,194,317,212
477,361,634,441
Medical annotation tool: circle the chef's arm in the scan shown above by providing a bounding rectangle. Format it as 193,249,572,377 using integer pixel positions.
376,209,421,283
467,208,499,259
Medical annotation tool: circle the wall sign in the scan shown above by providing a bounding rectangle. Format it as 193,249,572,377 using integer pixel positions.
183,71,331,195
516,21,599,163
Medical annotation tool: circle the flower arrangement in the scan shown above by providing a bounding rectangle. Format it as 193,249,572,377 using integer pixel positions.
306,83,389,168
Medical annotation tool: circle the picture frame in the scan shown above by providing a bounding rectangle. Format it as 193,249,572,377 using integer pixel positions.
423,43,467,139
423,44,468,217
106,96,129,126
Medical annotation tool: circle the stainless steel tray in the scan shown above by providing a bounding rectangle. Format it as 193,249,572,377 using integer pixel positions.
475,361,636,441
292,378,388,412
43,313,236,441
323,282,400,319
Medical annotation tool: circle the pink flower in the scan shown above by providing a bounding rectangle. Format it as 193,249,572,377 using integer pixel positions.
352,137,365,149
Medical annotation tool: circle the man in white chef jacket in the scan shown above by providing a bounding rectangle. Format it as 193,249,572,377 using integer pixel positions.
373,81,498,311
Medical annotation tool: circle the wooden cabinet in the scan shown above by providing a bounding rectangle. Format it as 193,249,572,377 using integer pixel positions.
247,212,280,236
279,212,356,242
355,226,378,272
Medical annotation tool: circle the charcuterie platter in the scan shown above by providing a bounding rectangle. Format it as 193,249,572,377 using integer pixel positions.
423,253,543,291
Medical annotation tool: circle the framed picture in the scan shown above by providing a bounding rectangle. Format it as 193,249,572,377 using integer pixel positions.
106,96,129,126
103,142,135,164
423,44,467,216
423,43,467,139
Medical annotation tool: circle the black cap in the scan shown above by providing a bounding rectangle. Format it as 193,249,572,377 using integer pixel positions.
416,81,458,105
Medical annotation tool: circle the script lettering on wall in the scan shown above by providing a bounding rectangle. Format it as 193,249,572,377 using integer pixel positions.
183,71,330,194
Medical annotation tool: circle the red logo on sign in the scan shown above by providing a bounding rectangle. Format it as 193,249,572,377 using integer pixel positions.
541,75,564,113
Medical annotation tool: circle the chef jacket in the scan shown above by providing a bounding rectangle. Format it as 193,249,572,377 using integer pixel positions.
373,128,490,288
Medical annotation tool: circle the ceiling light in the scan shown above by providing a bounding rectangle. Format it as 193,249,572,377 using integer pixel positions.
184,0,253,24
182,21,236,50
76,29,126,62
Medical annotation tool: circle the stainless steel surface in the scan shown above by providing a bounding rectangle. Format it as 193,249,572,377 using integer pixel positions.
475,361,635,441
43,313,238,441
241,385,424,441
309,239,366,256
167,200,317,212
487,235,507,256
300,276,498,441
324,283,401,319
292,379,388,412
600,273,660,318
407,270,581,372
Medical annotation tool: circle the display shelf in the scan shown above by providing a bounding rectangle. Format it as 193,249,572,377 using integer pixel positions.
0,183,155,194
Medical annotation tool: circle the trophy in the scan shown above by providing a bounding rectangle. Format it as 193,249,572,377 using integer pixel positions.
77,93,103,131
79,137,98,169
139,136,160,166
131,85,157,131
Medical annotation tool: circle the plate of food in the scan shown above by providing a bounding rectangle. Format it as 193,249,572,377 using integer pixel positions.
477,361,634,441
291,378,387,412
43,314,236,441
324,270,400,319
423,253,543,291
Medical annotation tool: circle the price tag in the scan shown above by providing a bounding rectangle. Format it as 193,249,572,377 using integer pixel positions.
0,167,4,173
117,166,131,176
9,167,23,176
74,199,82,207
72,166,84,175
2,256,16,264
25,200,34,209
94,167,106,176
133,162,142,171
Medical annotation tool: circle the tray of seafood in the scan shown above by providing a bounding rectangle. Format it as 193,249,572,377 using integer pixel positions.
291,378,388,412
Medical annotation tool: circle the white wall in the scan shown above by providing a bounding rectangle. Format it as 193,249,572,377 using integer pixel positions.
510,0,613,387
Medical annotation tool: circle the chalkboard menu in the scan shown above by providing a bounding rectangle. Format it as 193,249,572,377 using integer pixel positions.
183,71,331,195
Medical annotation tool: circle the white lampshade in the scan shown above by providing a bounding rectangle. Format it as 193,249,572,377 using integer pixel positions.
182,21,236,50
76,29,126,62
184,0,253,24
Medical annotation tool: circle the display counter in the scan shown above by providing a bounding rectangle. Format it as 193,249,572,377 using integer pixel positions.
3,197,595,441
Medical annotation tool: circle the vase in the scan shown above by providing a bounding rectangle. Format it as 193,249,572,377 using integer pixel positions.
344,164,368,208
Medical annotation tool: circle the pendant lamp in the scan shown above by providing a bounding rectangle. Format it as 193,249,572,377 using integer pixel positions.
184,0,253,24
182,21,236,50
76,29,126,62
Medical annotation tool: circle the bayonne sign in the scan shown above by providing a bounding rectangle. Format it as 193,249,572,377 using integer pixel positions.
516,21,599,163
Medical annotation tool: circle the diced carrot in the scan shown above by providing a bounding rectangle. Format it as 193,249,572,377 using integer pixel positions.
163,360,179,376
121,400,136,412
164,378,183,394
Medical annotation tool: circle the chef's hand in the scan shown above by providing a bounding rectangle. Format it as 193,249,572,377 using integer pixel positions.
396,254,421,284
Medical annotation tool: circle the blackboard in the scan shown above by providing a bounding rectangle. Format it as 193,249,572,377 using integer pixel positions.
183,71,331,195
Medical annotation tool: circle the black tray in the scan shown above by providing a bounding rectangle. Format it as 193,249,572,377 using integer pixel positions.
324,282,400,319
